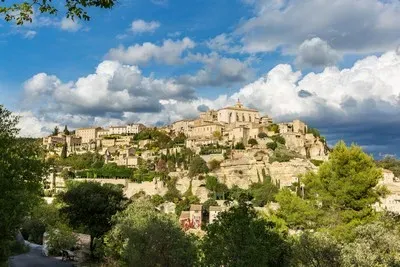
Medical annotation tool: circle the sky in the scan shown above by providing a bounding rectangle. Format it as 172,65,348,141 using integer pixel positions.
1,0,400,158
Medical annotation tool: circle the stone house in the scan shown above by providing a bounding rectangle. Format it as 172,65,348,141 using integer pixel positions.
189,122,224,138
76,127,102,144
217,100,260,124
172,120,195,135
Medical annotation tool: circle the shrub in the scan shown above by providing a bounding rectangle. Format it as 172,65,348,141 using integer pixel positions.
234,142,245,150
258,132,268,139
269,148,298,163
267,123,280,133
188,156,209,177
310,159,324,166
248,138,258,146
208,159,221,171
267,142,278,151
47,225,78,256
151,194,165,206
271,135,286,145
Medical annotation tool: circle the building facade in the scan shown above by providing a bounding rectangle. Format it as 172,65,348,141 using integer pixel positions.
76,127,102,144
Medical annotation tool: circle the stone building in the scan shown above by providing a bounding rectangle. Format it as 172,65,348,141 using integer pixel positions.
172,120,195,135
217,100,260,124
189,204,202,229
126,123,146,134
76,127,102,144
199,110,218,122
42,135,65,149
189,122,224,138
109,125,127,135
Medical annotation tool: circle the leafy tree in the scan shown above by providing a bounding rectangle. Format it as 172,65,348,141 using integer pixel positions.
1,0,115,25
46,224,78,256
307,127,321,138
63,125,70,135
267,123,280,133
189,155,209,177
150,194,165,207
303,142,384,230
0,106,47,262
57,181,126,254
258,132,268,138
104,199,199,266
249,180,279,207
267,141,278,151
52,126,59,136
212,130,222,140
248,138,258,146
234,142,245,150
208,159,221,171
201,203,291,267
206,175,219,198
291,231,342,267
271,135,286,145
376,156,400,177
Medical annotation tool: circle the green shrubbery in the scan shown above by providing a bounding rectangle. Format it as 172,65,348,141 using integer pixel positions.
257,132,268,138
310,159,324,166
234,142,245,150
267,141,278,151
248,138,258,146
267,123,280,133
271,135,286,145
269,147,298,163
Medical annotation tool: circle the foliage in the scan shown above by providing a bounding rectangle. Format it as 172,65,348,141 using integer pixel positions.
175,195,200,216
208,159,221,171
202,198,218,214
1,0,115,25
21,202,62,245
212,130,222,140
291,231,342,267
134,128,172,149
172,132,187,144
234,142,245,150
267,123,280,133
201,203,291,267
104,199,199,266
47,224,78,256
60,143,67,159
206,176,219,198
150,194,165,207
52,126,59,136
267,141,278,151
58,152,104,170
199,144,224,155
340,222,400,267
258,132,268,138
249,180,279,207
269,147,297,163
60,168,75,179
76,163,133,179
271,135,286,145
0,106,47,262
310,159,324,166
189,155,209,177
164,177,181,202
275,189,319,229
58,181,126,253
248,138,258,146
307,127,321,138
376,156,400,178
63,125,70,135
155,159,167,173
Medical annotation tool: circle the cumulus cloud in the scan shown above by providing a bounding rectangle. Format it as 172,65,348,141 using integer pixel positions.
295,37,341,68
237,0,400,54
60,17,82,32
207,33,242,53
130,19,160,33
106,37,195,65
23,60,196,118
178,53,253,87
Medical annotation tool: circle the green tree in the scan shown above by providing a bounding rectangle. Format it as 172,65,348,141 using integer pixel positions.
189,155,209,177
249,180,279,207
57,181,126,254
271,135,286,145
248,138,258,146
267,123,280,133
0,106,47,262
63,125,70,135
258,132,268,138
104,199,199,266
212,130,222,140
60,143,67,159
1,0,115,25
206,175,219,198
201,203,291,267
376,156,400,177
52,126,59,136
267,141,278,151
208,159,221,171
234,142,245,150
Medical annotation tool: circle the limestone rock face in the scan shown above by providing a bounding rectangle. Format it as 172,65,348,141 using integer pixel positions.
268,158,317,187
283,133,329,160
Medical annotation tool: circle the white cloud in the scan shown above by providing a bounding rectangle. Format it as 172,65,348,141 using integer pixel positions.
106,37,195,65
23,60,196,117
207,33,242,53
23,30,37,39
237,0,400,54
295,37,341,68
60,17,82,32
130,19,160,33
179,53,253,87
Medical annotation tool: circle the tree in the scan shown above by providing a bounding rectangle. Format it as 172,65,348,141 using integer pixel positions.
0,0,115,25
376,156,400,177
267,123,280,133
104,199,199,266
206,176,219,198
52,126,59,136
258,132,268,139
212,130,222,140
201,203,291,267
57,181,126,254
248,138,258,146
63,125,70,135
208,159,221,171
271,135,286,145
60,143,67,159
189,155,209,177
234,142,245,150
249,180,279,207
0,106,47,262
267,141,278,151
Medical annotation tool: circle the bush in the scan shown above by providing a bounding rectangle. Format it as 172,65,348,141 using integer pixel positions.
234,142,245,150
248,139,258,146
267,142,278,151
267,124,280,133
188,156,209,177
47,225,78,256
208,159,221,171
310,159,324,166
258,132,268,139
271,135,286,145
151,194,165,206
269,148,297,163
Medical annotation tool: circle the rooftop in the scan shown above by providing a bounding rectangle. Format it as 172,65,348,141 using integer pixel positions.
190,204,202,211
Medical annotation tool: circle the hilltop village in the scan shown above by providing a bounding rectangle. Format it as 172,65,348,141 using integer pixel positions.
42,100,400,230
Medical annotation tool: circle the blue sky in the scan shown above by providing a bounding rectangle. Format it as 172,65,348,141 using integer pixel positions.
1,0,400,157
